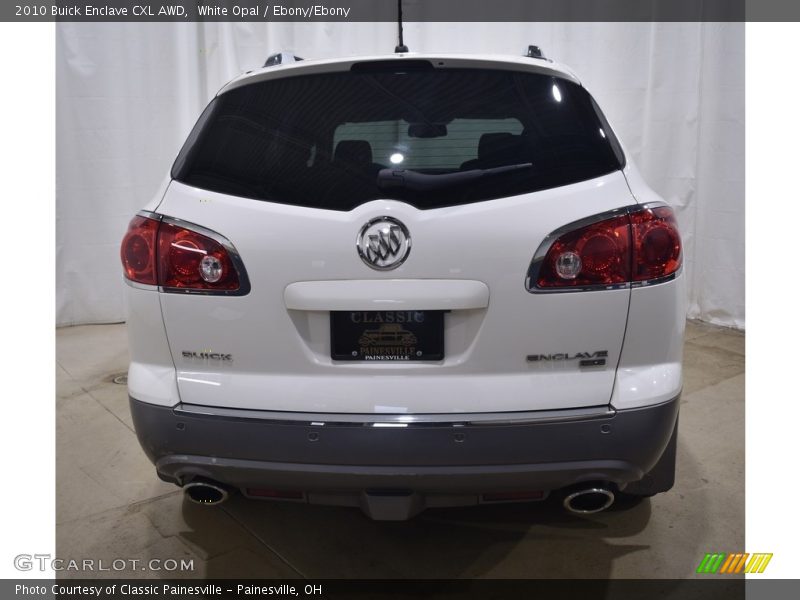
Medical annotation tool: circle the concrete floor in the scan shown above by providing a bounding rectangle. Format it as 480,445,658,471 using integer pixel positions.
56,321,744,579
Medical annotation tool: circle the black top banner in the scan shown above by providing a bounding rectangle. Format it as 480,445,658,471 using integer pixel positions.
3,0,799,23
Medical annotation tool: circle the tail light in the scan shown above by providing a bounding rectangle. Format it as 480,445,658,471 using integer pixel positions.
157,222,241,291
120,214,248,295
120,216,159,285
530,204,681,291
630,206,682,281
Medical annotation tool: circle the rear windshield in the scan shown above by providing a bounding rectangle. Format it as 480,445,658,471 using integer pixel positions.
172,66,624,211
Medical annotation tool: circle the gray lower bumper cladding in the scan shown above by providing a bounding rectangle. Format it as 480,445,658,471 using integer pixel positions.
129,395,679,513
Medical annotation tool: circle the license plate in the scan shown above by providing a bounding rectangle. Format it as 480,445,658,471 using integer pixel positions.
330,311,444,361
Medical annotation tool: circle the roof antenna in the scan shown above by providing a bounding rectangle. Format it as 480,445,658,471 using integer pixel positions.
394,0,409,53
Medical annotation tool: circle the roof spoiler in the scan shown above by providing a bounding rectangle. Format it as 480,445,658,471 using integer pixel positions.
264,52,304,67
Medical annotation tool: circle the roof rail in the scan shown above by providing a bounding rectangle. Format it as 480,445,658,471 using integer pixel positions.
264,52,304,68
525,45,551,62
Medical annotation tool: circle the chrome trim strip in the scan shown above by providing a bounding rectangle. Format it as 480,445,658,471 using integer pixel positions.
137,209,161,221
123,278,158,292
526,281,631,294
173,403,616,427
630,264,683,288
639,201,670,210
525,201,675,294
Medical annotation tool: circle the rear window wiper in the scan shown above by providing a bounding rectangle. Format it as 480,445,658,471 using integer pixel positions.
377,163,533,192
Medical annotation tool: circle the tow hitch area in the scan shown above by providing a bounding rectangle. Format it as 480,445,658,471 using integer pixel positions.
359,489,424,521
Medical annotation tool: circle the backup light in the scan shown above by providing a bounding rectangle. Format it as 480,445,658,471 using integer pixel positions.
555,251,582,280
200,255,224,283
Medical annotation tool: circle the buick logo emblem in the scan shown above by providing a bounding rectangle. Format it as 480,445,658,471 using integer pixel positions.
356,217,411,270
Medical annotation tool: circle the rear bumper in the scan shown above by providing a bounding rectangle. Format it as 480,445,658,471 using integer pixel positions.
129,395,679,497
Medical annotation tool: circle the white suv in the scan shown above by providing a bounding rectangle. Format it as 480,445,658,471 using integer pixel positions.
121,50,684,520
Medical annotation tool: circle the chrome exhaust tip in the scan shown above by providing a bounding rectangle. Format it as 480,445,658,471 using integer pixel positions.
563,487,615,514
184,480,229,506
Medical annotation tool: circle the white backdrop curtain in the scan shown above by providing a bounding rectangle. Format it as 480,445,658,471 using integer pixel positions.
55,22,744,328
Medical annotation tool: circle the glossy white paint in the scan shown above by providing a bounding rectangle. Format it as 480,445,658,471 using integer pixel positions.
124,53,685,415
142,174,171,213
221,53,581,95
284,280,490,311
610,275,686,410
152,172,633,414
125,285,181,407
623,159,666,207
